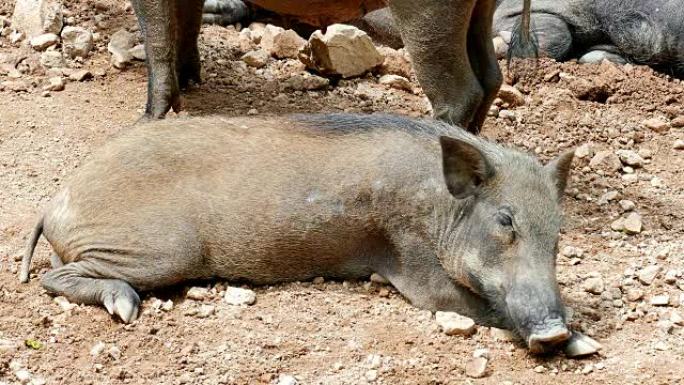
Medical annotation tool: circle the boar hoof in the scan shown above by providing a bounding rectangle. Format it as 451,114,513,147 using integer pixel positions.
102,286,141,323
527,325,571,354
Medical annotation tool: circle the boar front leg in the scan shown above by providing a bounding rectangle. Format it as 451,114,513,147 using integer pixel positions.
389,0,486,133
131,0,181,119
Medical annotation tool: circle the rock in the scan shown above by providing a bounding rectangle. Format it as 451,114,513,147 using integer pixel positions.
650,294,670,306
654,341,669,351
581,364,594,375
161,300,174,311
575,143,592,159
673,140,684,150
497,84,525,107
589,151,622,172
129,44,146,61
301,24,383,78
12,0,63,38
378,74,412,91
40,50,64,68
670,311,683,326
224,287,256,305
241,49,269,68
465,357,488,378
29,33,59,51
583,277,605,294
365,370,378,382
44,76,64,91
637,148,652,159
108,345,121,361
69,69,92,81
1,80,30,92
435,311,476,336
619,200,635,211
493,36,508,59
259,25,305,59
61,26,93,58
10,30,25,44
610,217,625,232
498,110,516,121
282,72,329,91
623,212,642,234
670,116,684,128
0,339,18,352
473,348,489,359
597,191,619,205
637,265,661,285
276,374,297,385
15,369,31,384
186,287,210,301
642,117,669,133
195,305,216,318
248,22,266,43
370,273,389,284
567,77,613,102
376,46,412,78
616,150,645,168
625,288,644,302
108,29,136,69
90,341,106,356
564,332,601,357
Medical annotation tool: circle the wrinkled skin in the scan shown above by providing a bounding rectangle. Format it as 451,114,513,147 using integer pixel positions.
21,114,574,353
495,0,684,77
131,0,502,134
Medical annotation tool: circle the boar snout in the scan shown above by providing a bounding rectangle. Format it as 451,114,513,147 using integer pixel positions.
505,269,569,354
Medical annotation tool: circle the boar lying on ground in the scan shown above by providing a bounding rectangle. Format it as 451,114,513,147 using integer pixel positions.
21,114,574,353
131,0,516,134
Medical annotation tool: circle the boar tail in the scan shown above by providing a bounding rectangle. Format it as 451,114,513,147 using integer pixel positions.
19,217,44,283
508,0,539,60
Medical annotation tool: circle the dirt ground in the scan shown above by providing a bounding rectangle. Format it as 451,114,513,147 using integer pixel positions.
1,1,683,384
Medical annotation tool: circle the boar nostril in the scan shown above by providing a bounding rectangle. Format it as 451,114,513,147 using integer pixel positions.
527,325,571,354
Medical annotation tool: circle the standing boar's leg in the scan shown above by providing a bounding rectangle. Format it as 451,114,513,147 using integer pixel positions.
388,0,500,134
465,0,502,133
175,0,204,89
131,0,181,119
41,261,141,323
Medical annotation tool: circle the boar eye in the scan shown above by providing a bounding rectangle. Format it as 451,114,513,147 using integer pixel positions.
496,212,513,227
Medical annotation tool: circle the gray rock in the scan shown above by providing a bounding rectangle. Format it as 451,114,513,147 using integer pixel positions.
276,374,297,385
617,150,645,168
61,26,93,58
619,200,635,212
40,50,64,68
108,29,136,68
435,311,476,336
301,24,383,78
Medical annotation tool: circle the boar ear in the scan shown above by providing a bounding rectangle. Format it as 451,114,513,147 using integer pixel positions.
439,136,495,199
545,149,575,197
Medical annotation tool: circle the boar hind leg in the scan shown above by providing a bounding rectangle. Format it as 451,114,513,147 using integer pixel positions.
175,0,204,89
466,0,502,133
389,0,482,131
41,261,141,323
131,0,181,119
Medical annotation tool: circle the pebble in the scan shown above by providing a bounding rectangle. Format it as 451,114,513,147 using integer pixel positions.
497,84,525,107
674,140,684,150
642,117,669,133
54,296,76,311
161,300,174,311
378,74,412,91
40,50,64,68
435,311,476,336
564,332,602,357
575,143,592,159
583,276,605,294
0,339,18,352
625,288,644,302
533,365,546,373
370,273,389,284
224,287,256,305
597,191,618,205
186,287,210,301
128,44,146,61
15,369,31,384
29,33,59,50
43,76,64,91
465,357,488,378
589,151,622,172
498,110,516,121
623,212,642,234
61,26,93,58
282,72,329,91
671,116,684,128
619,200,635,212
69,69,92,82
581,364,594,375
490,327,516,342
654,341,669,351
616,150,645,167
664,270,677,284
1,80,30,92
561,246,584,258
276,374,297,385
473,348,489,359
108,345,121,361
260,25,305,59
90,341,106,356
650,294,670,306
670,311,683,326
637,265,661,285
241,49,269,68
312,276,325,284
365,369,378,382
108,29,136,69
195,304,216,318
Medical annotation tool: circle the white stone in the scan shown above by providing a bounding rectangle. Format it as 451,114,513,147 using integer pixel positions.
637,265,661,285
12,0,63,38
61,26,93,58
378,74,412,91
465,357,488,378
43,76,64,91
260,25,305,59
650,294,670,306
15,369,31,384
435,311,476,336
29,33,58,50
617,150,645,168
301,24,383,78
224,287,256,305
186,287,210,301
90,341,106,356
241,49,269,68
276,374,297,385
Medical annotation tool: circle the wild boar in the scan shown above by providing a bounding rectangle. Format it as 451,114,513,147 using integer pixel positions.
21,113,574,353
